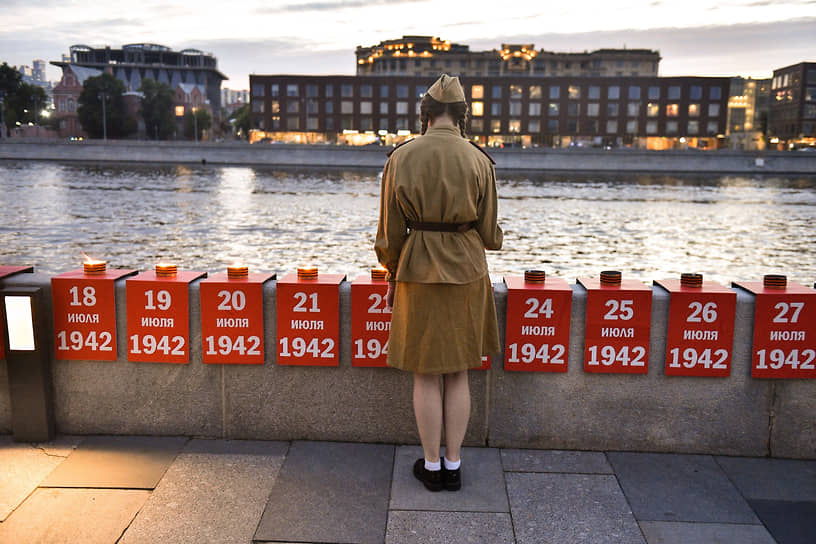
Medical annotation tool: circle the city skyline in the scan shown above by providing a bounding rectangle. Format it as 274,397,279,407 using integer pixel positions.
2,0,815,88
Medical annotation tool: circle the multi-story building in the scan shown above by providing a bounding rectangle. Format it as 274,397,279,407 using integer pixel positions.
249,74,729,149
51,64,102,138
726,77,771,150
355,36,660,78
51,43,227,115
221,88,250,116
768,62,816,148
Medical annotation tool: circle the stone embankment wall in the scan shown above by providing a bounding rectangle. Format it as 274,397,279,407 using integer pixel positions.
1,272,814,459
2,139,816,173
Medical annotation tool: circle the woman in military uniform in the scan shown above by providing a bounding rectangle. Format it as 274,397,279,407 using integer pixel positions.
375,74,503,492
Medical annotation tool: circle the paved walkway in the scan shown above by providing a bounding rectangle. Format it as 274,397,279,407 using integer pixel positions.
1,435,814,544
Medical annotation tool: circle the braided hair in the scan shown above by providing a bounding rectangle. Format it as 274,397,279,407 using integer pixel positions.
420,94,469,138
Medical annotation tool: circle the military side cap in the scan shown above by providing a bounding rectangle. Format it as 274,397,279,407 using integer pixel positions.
426,74,466,103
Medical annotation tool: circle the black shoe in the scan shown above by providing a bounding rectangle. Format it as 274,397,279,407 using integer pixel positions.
442,465,462,491
413,459,444,492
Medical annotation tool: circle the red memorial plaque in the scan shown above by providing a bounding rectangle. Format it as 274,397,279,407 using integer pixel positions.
734,279,816,379
656,278,736,377
276,271,344,366
51,268,136,361
579,276,652,374
351,274,391,368
200,272,275,364
1,266,35,359
126,270,206,363
504,275,572,372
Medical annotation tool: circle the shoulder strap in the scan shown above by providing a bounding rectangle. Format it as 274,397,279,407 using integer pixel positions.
468,140,496,164
386,138,415,157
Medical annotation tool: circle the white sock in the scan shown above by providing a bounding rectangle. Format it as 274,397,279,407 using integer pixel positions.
424,459,441,471
444,457,461,471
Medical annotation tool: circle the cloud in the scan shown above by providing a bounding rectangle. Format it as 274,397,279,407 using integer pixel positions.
258,0,426,13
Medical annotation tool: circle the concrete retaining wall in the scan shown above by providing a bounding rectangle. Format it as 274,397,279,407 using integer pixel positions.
2,140,816,174
1,272,813,458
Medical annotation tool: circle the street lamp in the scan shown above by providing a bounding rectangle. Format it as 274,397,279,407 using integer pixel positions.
98,91,108,141
193,106,199,144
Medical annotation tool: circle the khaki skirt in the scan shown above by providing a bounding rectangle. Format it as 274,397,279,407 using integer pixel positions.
387,275,500,374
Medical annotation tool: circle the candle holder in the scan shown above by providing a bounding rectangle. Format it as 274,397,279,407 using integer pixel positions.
228,263,249,279
371,267,387,281
763,274,787,289
297,266,318,280
155,263,178,278
524,269,546,284
600,270,622,286
680,273,703,288
83,259,107,276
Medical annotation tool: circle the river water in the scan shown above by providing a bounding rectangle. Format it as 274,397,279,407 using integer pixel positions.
1,160,814,286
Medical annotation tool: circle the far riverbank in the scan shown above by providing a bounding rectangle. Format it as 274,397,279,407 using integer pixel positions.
2,139,815,174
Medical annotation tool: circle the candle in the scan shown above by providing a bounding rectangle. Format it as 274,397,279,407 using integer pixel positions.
680,273,703,288
228,263,249,279
82,253,107,275
524,269,546,284
155,262,178,277
371,267,387,281
297,266,318,280
600,270,622,286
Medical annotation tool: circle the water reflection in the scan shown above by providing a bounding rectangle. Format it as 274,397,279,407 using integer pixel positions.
1,160,814,286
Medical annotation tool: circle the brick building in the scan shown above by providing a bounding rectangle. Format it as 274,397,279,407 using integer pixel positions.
768,62,816,149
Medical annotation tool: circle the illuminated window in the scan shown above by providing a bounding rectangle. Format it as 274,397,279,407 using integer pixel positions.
361,85,372,98
529,85,542,99
626,120,637,133
587,103,599,117
690,86,702,100
707,121,718,134
547,119,559,132
251,83,265,97
668,86,681,99
360,101,372,114
529,103,542,116
491,103,501,116
342,84,353,98
341,101,353,114
708,104,720,117
287,101,299,113
287,84,298,97
509,119,521,133
491,119,501,133
549,86,560,99
472,101,484,117
528,119,540,132
627,102,639,117
646,120,657,134
588,85,601,100
688,104,699,117
471,85,484,99
629,86,641,100
471,118,483,132
666,120,678,134
380,102,389,114
307,117,318,130
396,102,408,114
509,102,522,116
688,120,699,134
606,120,618,133
710,86,722,100
666,104,679,117
647,103,659,117
510,85,522,99
548,103,559,116
607,103,619,116
648,86,660,99
568,85,581,99
608,86,620,99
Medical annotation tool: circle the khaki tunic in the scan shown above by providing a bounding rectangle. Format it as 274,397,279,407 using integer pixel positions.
375,124,503,374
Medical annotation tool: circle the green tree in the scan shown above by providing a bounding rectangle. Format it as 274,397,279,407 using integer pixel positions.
1,62,47,136
183,108,212,141
229,103,250,140
77,72,136,139
138,78,175,140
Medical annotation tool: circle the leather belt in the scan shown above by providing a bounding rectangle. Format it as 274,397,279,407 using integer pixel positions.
406,220,476,233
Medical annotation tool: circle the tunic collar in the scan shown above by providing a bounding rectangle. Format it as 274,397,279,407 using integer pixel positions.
425,124,462,137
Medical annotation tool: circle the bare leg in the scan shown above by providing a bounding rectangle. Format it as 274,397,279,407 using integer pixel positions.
442,370,470,462
413,372,442,463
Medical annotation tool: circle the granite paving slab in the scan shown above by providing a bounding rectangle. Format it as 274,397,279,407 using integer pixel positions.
385,511,515,544
119,439,289,544
254,441,393,544
0,435,81,521
0,488,149,544
501,448,612,473
506,472,644,544
41,435,188,489
390,446,508,513
607,452,759,523
638,521,777,544
748,499,816,544
716,456,816,501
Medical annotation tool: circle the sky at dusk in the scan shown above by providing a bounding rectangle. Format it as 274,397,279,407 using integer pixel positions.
3,0,815,89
